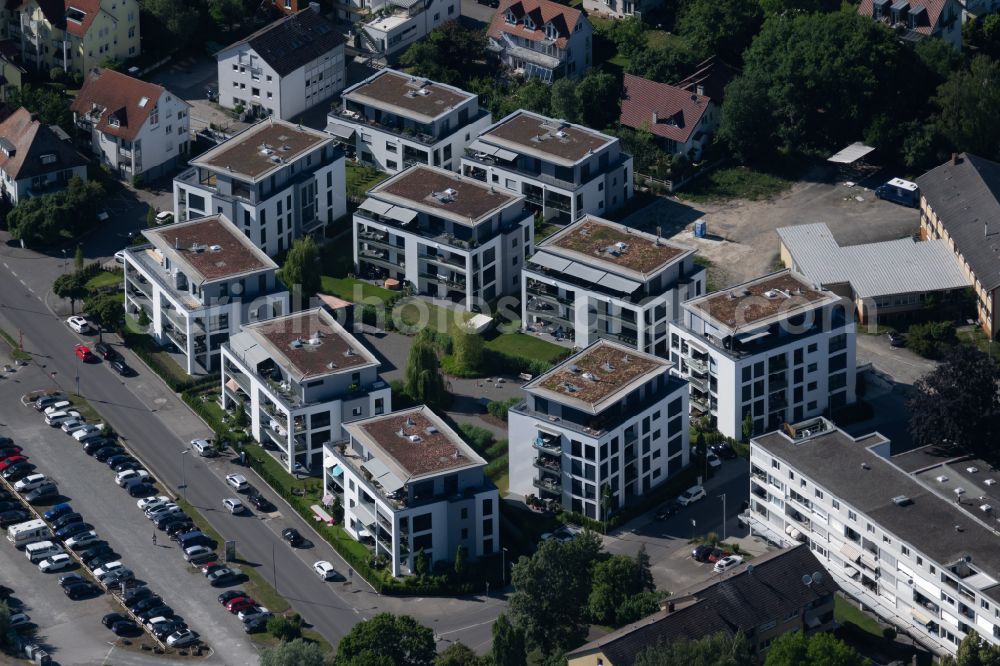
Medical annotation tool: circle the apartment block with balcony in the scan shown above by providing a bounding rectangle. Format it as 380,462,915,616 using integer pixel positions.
359,0,457,60
173,118,345,257
508,339,689,519
749,417,1000,658
487,0,592,82
523,216,704,352
461,110,632,224
354,164,533,308
326,69,492,175
123,214,289,375
221,307,390,473
324,405,499,577
668,270,856,441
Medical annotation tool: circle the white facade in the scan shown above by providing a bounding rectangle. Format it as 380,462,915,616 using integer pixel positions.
324,406,500,577
582,0,662,19
354,164,533,308
327,69,492,175
461,110,632,225
749,420,1000,658
173,119,346,257
522,216,705,353
123,215,290,375
508,340,690,519
358,0,457,59
488,0,592,82
221,308,391,473
669,270,856,441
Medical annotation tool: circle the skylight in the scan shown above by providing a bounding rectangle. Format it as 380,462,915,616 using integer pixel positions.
138,97,149,108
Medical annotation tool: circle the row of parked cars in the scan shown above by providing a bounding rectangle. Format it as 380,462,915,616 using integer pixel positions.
65,317,133,376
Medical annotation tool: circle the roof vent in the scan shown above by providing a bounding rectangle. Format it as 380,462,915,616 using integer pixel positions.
416,88,431,96
601,361,615,372
955,524,964,532
554,130,568,138
892,495,912,506
560,381,579,393
582,371,597,382
290,338,304,349
967,466,980,474
407,434,422,443
980,504,992,513
406,417,415,427
954,487,966,496
209,244,222,252
764,289,780,299
986,479,997,486
326,361,337,369
936,475,949,483
568,364,580,374
344,348,356,357
270,155,282,163
426,425,438,434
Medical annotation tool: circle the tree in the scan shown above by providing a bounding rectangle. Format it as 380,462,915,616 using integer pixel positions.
139,0,200,51
741,412,753,442
10,85,73,132
137,308,151,327
146,207,158,228
764,631,867,666
7,177,103,247
575,69,621,130
633,544,654,593
84,292,125,331
267,614,303,642
405,340,447,407
508,531,602,657
626,42,698,84
600,482,613,525
615,591,662,625
549,78,580,123
932,56,1000,161
334,613,436,666
413,548,430,577
904,320,956,359
53,272,87,314
435,642,483,666
587,547,656,626
259,638,329,666
634,631,755,666
452,329,484,372
517,79,552,116
908,345,1000,463
454,543,468,577
941,630,1000,666
399,22,488,87
602,16,647,60
74,244,84,271
278,236,321,308
208,0,244,30
677,0,764,63
491,613,526,666
759,0,824,16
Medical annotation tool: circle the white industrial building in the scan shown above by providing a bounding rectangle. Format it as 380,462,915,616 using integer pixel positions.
173,118,345,257
354,164,533,308
326,69,492,175
123,214,289,375
324,405,500,577
508,339,690,519
461,110,632,224
750,417,1000,658
221,308,390,473
668,270,856,440
522,216,704,353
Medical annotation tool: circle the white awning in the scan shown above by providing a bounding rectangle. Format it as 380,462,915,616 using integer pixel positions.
597,273,641,294
569,263,608,284
840,542,862,562
911,606,936,626
859,550,878,570
384,206,418,224
828,142,875,164
362,458,391,479
844,565,860,580
376,471,405,494
529,251,572,273
352,502,376,526
494,148,518,162
358,198,392,216
467,140,498,156
326,121,356,140
231,340,270,369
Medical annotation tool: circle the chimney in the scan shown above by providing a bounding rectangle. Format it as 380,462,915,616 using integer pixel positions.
651,110,658,124
696,84,704,97
667,601,675,613
952,152,959,166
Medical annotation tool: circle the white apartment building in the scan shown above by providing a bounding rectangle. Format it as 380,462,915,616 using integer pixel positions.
124,214,290,375
523,216,704,353
461,110,633,224
221,308,391,473
749,417,1000,658
326,69,492,175
487,0,592,82
508,339,690,519
669,270,856,440
356,0,457,60
216,7,346,121
173,118,346,257
354,164,533,308
71,68,189,180
324,405,500,577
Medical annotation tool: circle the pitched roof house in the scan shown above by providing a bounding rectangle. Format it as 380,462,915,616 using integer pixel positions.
857,0,962,49
619,73,719,160
487,0,592,82
0,106,88,205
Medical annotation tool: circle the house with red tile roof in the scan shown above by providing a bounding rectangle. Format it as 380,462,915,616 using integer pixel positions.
620,73,719,160
10,0,140,74
71,68,190,180
487,0,592,82
857,0,962,49
0,106,88,205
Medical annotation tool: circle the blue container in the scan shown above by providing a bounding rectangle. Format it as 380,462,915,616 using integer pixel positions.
694,220,707,238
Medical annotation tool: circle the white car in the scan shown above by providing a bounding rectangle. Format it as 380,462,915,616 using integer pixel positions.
65,531,100,549
677,485,707,506
237,606,270,623
44,402,72,416
144,616,171,630
15,474,48,492
66,316,90,334
226,474,249,492
45,410,82,427
9,612,30,628
116,469,150,487
61,419,88,434
313,560,339,580
707,452,722,469
39,553,74,573
146,504,181,520
73,424,103,441
166,629,199,647
137,495,170,511
183,545,213,562
714,555,744,573
222,498,244,514
93,561,123,578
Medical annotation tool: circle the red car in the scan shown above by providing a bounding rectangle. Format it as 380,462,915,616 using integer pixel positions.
226,597,255,614
0,455,28,471
75,345,96,362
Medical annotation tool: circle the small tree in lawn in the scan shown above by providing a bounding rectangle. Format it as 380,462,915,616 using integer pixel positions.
74,244,84,271
277,236,321,310
414,548,430,577
405,340,447,407
454,544,468,577
452,328,484,373
53,272,87,314
233,400,248,427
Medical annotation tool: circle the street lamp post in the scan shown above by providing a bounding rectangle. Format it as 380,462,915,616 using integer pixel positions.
718,493,727,541
501,547,508,584
61,249,67,274
180,448,191,500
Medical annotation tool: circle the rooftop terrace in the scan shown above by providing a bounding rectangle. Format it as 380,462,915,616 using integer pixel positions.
344,70,474,121
144,215,275,283
481,111,614,165
371,165,520,225
544,217,690,279
687,271,833,333
194,120,331,181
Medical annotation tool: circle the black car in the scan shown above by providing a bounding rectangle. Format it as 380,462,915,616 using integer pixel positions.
0,500,21,513
106,454,134,469
127,481,155,498
64,581,99,600
93,446,124,462
138,605,173,622
0,510,30,527
114,460,143,473
244,615,268,634
155,513,189,530
87,552,119,569
25,483,59,504
59,574,86,589
888,330,906,348
103,569,135,587
111,619,140,636
711,443,738,460
94,342,119,361
281,528,303,547
3,462,37,482
0,446,22,459
80,543,113,563
52,512,83,530
655,500,681,521
82,438,114,455
153,619,186,640
55,522,94,540
163,519,194,536
209,570,246,587
218,589,245,606
131,596,163,613
691,544,713,562
110,359,132,376
121,586,151,605
248,493,275,513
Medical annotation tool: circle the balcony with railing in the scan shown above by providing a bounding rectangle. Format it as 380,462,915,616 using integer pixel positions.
421,252,465,269
359,248,403,271
533,456,561,474
533,476,561,495
532,434,561,457
339,105,438,146
526,282,574,306
420,271,467,290
354,207,485,250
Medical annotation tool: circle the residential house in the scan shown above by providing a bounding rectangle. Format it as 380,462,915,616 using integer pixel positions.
173,118,345,257
858,0,962,49
0,106,87,205
508,339,690,518
123,214,290,375
71,68,189,180
566,545,838,665
354,164,533,308
620,73,719,161
673,56,738,103
487,0,592,82
326,68,492,175
461,109,633,224
270,0,305,15
522,215,705,353
668,270,856,440
10,0,141,74
216,7,346,121
357,0,457,61
221,307,391,473
749,417,1000,657
324,405,500,577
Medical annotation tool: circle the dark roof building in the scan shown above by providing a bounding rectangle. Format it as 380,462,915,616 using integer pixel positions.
221,8,345,77
0,107,88,204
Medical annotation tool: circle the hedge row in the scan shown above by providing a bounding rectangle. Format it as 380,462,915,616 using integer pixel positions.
180,390,250,444
121,331,216,393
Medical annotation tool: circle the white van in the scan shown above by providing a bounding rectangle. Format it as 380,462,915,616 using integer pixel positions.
25,540,63,564
7,519,52,548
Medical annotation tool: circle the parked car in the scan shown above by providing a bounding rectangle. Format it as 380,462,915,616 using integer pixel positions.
126,480,155,498
80,544,114,565
114,460,143,473
73,425,103,441
226,596,255,613
711,442,737,460
64,580,99,599
111,618,140,636
655,500,681,521
61,419,89,435
238,606,270,623
146,504,181,520
93,561,123,579
103,569,135,587
138,496,170,512
313,560,343,581
67,316,90,334
281,528,303,547
9,612,31,629
209,569,245,587
707,548,731,564
94,342,117,360
706,452,722,469
60,573,86,589
106,454,135,469
86,552,119,569
25,483,59,504
33,394,65,411
0,510,30,527
74,344,97,362
121,587,152,606
45,410,82,427
3,462,37,482
677,485,707,506
0,445,22,458
93,446,124,462
713,555,744,573
110,359,132,376
691,544,713,562
248,493,275,512
39,553,74,573
115,469,150,487
244,615,269,633
0,455,28,471
183,545,215,563
218,590,246,606
83,438,115,455
55,522,94,540
138,607,174,623
52,513,83,530
156,621,189,641
157,514,190,531
130,596,163,614
888,330,906,348
66,531,100,550
222,498,245,515
226,473,249,492
191,439,217,457
102,613,131,630
164,520,195,537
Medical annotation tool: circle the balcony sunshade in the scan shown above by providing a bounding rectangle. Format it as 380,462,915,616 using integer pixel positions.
326,122,356,140
376,471,405,494
231,340,269,368
358,198,392,216
910,607,935,626
568,263,607,284
840,542,862,562
362,457,391,479
384,206,418,224
597,273,641,294
467,140,498,156
493,148,518,162
329,464,343,477
352,502,376,526
529,251,572,272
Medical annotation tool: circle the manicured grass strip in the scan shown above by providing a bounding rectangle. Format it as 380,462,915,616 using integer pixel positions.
835,595,883,638
85,270,122,290
0,326,31,361
319,276,396,303
485,332,568,365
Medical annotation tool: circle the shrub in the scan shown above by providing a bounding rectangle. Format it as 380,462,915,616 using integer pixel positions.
905,321,956,359
487,397,520,421
459,423,495,455
267,614,302,641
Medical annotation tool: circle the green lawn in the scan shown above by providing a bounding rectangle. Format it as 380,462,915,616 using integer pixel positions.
396,298,468,335
346,162,388,201
320,276,397,304
319,233,354,277
646,29,681,50
679,166,795,203
0,326,30,362
485,332,568,365
85,270,122,291
958,327,1000,362
835,595,883,639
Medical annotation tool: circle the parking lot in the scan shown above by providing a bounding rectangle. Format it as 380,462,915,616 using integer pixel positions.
0,362,261,665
